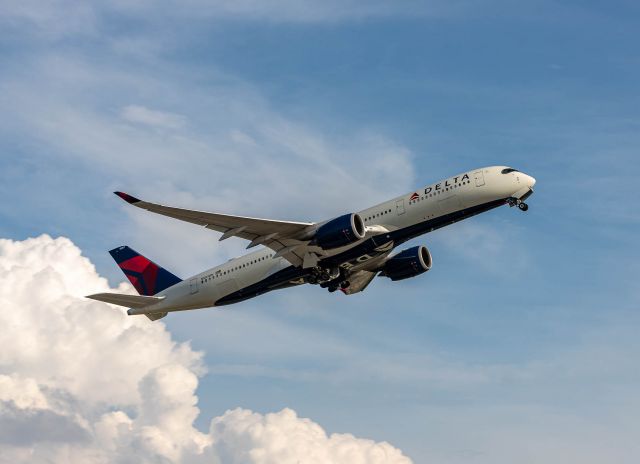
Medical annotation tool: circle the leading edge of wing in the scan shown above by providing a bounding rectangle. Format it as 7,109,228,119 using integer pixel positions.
113,191,314,230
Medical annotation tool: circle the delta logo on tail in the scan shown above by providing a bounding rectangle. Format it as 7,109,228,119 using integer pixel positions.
109,246,181,296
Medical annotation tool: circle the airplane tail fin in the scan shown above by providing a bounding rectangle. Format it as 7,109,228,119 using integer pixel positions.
109,246,182,296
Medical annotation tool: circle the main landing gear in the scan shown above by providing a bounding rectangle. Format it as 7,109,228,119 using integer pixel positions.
308,267,350,292
326,280,350,293
307,267,336,285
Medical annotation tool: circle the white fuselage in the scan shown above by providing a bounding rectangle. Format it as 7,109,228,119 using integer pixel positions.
135,166,535,314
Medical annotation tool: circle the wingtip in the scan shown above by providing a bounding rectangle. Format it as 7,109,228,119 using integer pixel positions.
114,191,141,204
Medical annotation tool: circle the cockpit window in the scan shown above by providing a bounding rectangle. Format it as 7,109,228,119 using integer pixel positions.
501,168,519,174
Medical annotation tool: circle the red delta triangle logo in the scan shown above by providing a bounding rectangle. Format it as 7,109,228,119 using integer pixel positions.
410,192,419,201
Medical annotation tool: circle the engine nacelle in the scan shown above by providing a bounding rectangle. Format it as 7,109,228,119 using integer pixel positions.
381,245,432,281
314,213,366,250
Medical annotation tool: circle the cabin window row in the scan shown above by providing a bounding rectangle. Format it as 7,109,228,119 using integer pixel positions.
365,209,392,222
200,253,275,283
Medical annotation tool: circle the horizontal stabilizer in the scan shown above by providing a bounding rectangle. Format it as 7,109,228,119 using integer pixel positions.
86,293,164,308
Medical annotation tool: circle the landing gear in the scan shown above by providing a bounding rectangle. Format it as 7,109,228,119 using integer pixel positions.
308,266,341,286
311,267,351,293
319,269,331,281
508,198,529,212
327,281,349,293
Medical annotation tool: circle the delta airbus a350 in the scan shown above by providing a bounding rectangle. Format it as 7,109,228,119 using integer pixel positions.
87,166,535,320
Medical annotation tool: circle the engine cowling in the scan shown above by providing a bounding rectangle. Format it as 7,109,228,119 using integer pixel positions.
314,213,366,250
381,245,432,281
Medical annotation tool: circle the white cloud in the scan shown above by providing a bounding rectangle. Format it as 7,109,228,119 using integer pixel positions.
209,408,411,464
0,375,48,410
121,105,188,130
0,234,412,463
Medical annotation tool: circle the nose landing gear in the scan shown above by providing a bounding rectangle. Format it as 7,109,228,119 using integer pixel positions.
508,198,529,212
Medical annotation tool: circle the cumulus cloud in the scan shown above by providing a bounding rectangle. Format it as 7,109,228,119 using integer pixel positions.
210,408,410,464
0,234,411,463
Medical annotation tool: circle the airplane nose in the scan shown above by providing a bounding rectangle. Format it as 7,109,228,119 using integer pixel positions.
526,174,536,188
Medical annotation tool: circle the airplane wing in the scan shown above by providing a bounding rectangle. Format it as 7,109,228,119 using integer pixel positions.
341,270,378,295
114,192,315,267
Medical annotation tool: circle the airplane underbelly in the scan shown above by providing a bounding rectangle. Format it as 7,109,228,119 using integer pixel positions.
215,279,241,301
437,194,462,215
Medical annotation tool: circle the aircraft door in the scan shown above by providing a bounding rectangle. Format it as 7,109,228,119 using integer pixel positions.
396,199,406,215
474,170,485,187
189,278,199,295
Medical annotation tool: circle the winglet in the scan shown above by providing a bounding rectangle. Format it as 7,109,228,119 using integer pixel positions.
114,191,141,204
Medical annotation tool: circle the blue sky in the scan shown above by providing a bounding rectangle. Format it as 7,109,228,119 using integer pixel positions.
1,1,639,461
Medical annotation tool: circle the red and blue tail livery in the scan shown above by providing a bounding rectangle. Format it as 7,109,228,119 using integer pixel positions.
109,246,181,296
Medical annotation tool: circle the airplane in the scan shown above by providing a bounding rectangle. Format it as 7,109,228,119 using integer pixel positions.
87,166,535,321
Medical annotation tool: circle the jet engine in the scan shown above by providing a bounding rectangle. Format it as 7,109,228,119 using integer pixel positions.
380,245,432,281
313,213,366,250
